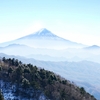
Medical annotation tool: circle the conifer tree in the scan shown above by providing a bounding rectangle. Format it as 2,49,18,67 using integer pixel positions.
0,91,4,100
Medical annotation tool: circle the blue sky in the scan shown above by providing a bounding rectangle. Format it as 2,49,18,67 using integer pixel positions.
0,0,100,45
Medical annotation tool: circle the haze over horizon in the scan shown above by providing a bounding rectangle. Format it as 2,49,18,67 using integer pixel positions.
0,0,100,46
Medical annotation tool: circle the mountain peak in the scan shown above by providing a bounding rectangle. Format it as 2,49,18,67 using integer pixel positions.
34,28,56,36
84,45,100,50
38,28,49,32
92,45,100,48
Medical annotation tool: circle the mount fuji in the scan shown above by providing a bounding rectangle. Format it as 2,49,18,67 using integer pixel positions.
0,28,100,63
0,28,85,49
0,29,100,99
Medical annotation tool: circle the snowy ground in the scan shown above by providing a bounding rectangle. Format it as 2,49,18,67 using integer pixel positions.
0,80,47,100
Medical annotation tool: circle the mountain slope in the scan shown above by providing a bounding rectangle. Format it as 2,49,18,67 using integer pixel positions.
0,53,100,99
0,57,96,100
84,45,100,50
0,44,35,56
0,28,85,49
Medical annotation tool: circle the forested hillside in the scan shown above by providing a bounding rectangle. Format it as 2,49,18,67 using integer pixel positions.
0,57,96,100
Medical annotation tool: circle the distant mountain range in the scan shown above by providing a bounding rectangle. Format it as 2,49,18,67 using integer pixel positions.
0,28,100,63
0,43,100,63
84,45,100,50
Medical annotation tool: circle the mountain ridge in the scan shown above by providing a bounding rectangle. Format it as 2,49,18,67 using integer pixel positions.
84,45,100,50
0,53,100,99
0,28,85,49
17,28,73,43
0,57,96,100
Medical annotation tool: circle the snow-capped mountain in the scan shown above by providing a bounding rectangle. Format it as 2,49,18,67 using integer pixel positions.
0,28,85,49
19,28,58,38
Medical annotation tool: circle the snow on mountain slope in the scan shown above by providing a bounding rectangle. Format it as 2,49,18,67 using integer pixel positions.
19,28,58,38
0,28,85,49
0,80,46,100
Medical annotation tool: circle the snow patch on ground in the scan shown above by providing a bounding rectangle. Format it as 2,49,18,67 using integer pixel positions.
0,80,47,100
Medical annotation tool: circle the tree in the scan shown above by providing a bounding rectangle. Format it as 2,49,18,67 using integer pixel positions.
0,66,2,71
61,89,66,99
0,91,4,100
8,67,13,74
24,68,30,73
80,87,85,94
14,59,19,66
22,78,30,89
2,57,6,62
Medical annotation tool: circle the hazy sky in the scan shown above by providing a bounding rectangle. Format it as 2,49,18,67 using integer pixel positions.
0,0,100,45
